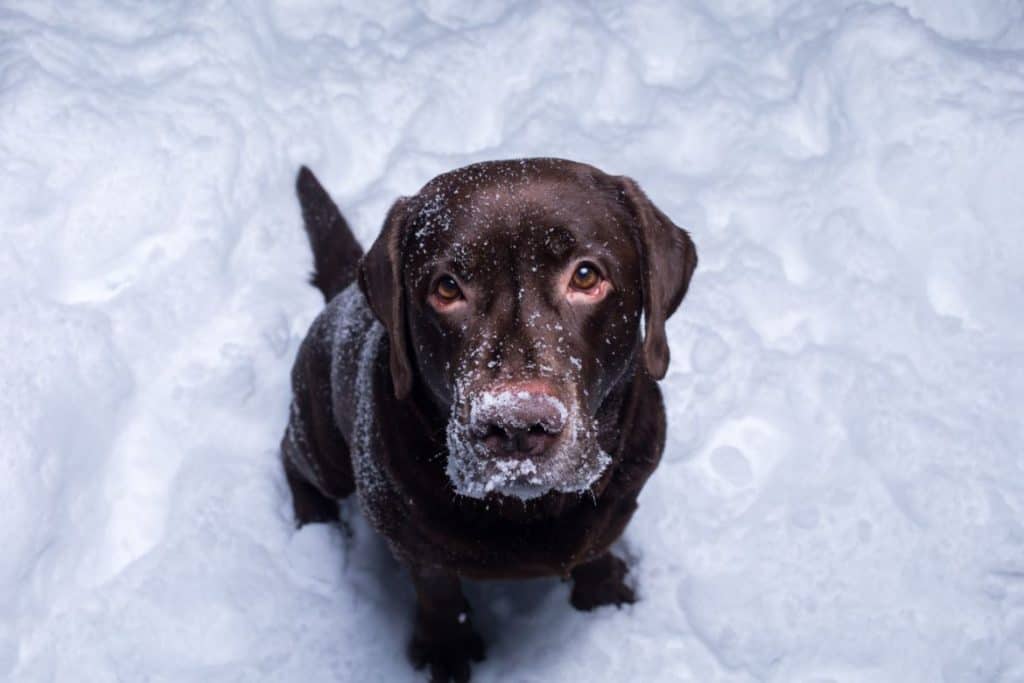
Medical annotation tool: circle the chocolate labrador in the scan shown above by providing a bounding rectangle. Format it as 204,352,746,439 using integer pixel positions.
281,158,697,681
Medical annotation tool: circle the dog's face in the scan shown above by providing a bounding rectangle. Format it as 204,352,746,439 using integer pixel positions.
360,159,696,501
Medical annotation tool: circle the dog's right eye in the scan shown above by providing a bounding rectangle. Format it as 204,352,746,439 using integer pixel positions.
434,275,463,302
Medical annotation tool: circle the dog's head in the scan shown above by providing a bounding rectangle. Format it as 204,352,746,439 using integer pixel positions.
359,159,696,501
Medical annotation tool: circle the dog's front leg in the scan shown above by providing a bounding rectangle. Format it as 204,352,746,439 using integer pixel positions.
569,551,636,611
407,566,485,682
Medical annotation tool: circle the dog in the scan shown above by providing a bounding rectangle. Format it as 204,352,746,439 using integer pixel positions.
281,158,697,682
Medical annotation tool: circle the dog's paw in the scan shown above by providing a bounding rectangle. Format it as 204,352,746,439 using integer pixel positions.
408,623,486,683
571,577,636,611
569,552,637,611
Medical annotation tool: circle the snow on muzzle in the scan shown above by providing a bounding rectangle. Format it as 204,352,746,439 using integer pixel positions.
445,383,611,501
469,388,566,457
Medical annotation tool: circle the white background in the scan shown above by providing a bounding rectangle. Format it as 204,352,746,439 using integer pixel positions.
2,1,1023,680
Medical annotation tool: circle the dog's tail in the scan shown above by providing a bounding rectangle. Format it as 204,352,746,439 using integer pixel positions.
295,166,364,303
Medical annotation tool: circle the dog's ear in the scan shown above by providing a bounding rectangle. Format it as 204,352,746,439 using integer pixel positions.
359,197,414,400
617,176,698,380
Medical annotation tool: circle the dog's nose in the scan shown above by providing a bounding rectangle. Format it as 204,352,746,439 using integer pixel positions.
479,421,559,458
470,388,566,458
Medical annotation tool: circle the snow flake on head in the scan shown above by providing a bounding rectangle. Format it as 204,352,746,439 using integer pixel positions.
414,189,456,242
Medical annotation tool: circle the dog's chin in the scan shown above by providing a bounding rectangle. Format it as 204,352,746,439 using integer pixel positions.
444,423,611,502
445,452,611,501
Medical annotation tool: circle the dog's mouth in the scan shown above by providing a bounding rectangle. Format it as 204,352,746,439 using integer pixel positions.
444,387,611,501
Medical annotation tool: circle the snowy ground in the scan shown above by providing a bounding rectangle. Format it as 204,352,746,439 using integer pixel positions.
3,1,1024,681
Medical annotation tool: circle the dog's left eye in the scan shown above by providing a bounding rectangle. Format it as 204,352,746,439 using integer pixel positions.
434,275,463,301
569,262,602,291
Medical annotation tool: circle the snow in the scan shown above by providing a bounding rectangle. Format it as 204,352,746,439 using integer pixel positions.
469,391,570,433
2,1,1023,681
446,385,611,500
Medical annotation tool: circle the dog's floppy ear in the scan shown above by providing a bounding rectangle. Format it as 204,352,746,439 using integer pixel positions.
359,197,414,400
618,176,698,380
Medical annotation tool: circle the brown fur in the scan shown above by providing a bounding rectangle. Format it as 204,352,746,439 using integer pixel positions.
280,158,697,682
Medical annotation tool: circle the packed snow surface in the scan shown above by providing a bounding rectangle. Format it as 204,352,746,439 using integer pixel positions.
2,1,1024,681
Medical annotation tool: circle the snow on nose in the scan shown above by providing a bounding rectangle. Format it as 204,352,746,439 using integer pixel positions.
469,387,567,458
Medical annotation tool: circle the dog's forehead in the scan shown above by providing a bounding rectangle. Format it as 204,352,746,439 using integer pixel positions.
405,159,631,275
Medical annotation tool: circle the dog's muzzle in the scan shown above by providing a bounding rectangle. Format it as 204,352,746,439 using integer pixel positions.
468,386,567,459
